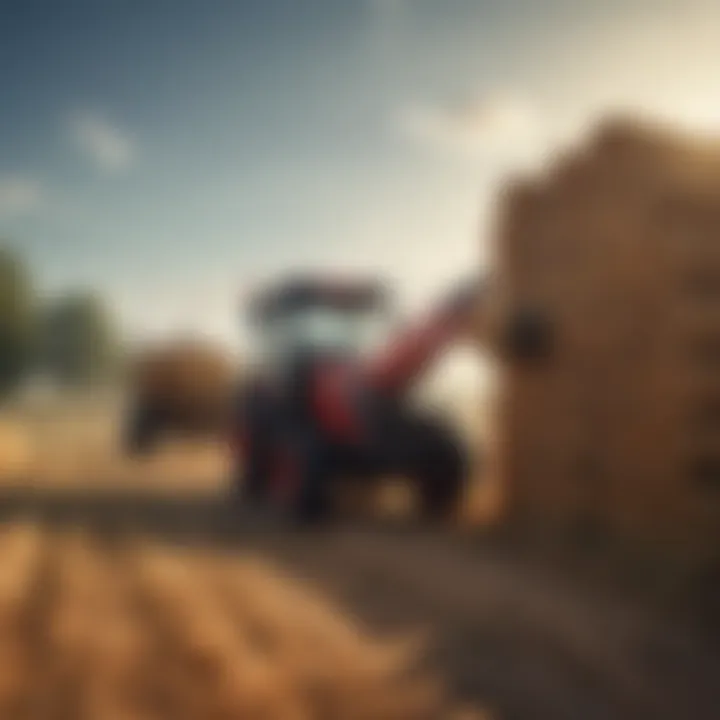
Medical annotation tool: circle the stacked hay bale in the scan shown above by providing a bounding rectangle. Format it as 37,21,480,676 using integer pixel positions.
492,116,720,572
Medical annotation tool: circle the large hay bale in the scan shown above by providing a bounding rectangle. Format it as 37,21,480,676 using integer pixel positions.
491,114,720,573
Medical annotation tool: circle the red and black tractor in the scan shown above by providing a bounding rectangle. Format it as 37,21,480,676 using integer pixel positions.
230,274,486,525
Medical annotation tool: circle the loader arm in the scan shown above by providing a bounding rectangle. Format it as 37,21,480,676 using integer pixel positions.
309,278,484,441
365,277,484,395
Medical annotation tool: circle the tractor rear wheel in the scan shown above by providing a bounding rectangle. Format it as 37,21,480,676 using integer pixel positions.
397,415,469,522
284,435,334,527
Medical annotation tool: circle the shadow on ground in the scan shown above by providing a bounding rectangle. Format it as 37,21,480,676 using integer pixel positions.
0,485,422,546
0,486,272,545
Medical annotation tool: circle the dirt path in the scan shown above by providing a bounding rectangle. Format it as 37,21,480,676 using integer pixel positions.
0,486,717,720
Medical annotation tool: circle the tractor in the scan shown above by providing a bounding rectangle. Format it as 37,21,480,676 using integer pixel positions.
230,274,488,525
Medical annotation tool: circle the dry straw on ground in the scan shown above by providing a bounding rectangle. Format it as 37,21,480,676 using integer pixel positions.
0,524,489,720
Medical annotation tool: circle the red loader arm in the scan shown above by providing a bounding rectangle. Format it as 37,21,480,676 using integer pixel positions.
310,278,484,441
365,277,484,395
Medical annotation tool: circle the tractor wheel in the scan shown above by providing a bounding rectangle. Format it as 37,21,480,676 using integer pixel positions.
231,438,270,510
399,415,469,523
283,436,334,528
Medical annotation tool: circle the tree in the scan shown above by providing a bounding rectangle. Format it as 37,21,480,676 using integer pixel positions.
38,291,119,386
0,246,35,397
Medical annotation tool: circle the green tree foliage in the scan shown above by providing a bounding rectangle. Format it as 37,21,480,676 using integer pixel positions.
0,246,35,396
38,291,119,386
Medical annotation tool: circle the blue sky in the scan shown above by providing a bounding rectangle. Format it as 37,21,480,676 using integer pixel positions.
1,0,719,354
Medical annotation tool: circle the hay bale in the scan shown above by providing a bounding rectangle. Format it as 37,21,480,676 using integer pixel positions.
491,114,720,571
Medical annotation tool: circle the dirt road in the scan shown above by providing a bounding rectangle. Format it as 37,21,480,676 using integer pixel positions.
0,487,717,720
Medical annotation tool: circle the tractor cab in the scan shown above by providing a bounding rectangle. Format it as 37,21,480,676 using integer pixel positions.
247,276,393,373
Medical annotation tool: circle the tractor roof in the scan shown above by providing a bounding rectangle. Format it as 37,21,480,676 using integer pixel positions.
248,274,390,323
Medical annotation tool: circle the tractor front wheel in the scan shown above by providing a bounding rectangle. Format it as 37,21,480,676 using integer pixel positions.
283,435,334,528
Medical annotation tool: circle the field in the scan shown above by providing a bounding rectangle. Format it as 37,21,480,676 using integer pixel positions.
0,523,486,720
0,388,501,525
0,392,717,720
0,392,492,719
0,392,228,491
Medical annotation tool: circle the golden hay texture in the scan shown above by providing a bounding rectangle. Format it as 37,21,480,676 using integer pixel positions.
492,115,720,569
0,524,489,719
131,341,236,404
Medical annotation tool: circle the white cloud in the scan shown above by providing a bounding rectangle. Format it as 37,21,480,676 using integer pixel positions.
0,177,42,217
399,93,546,163
70,112,135,172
